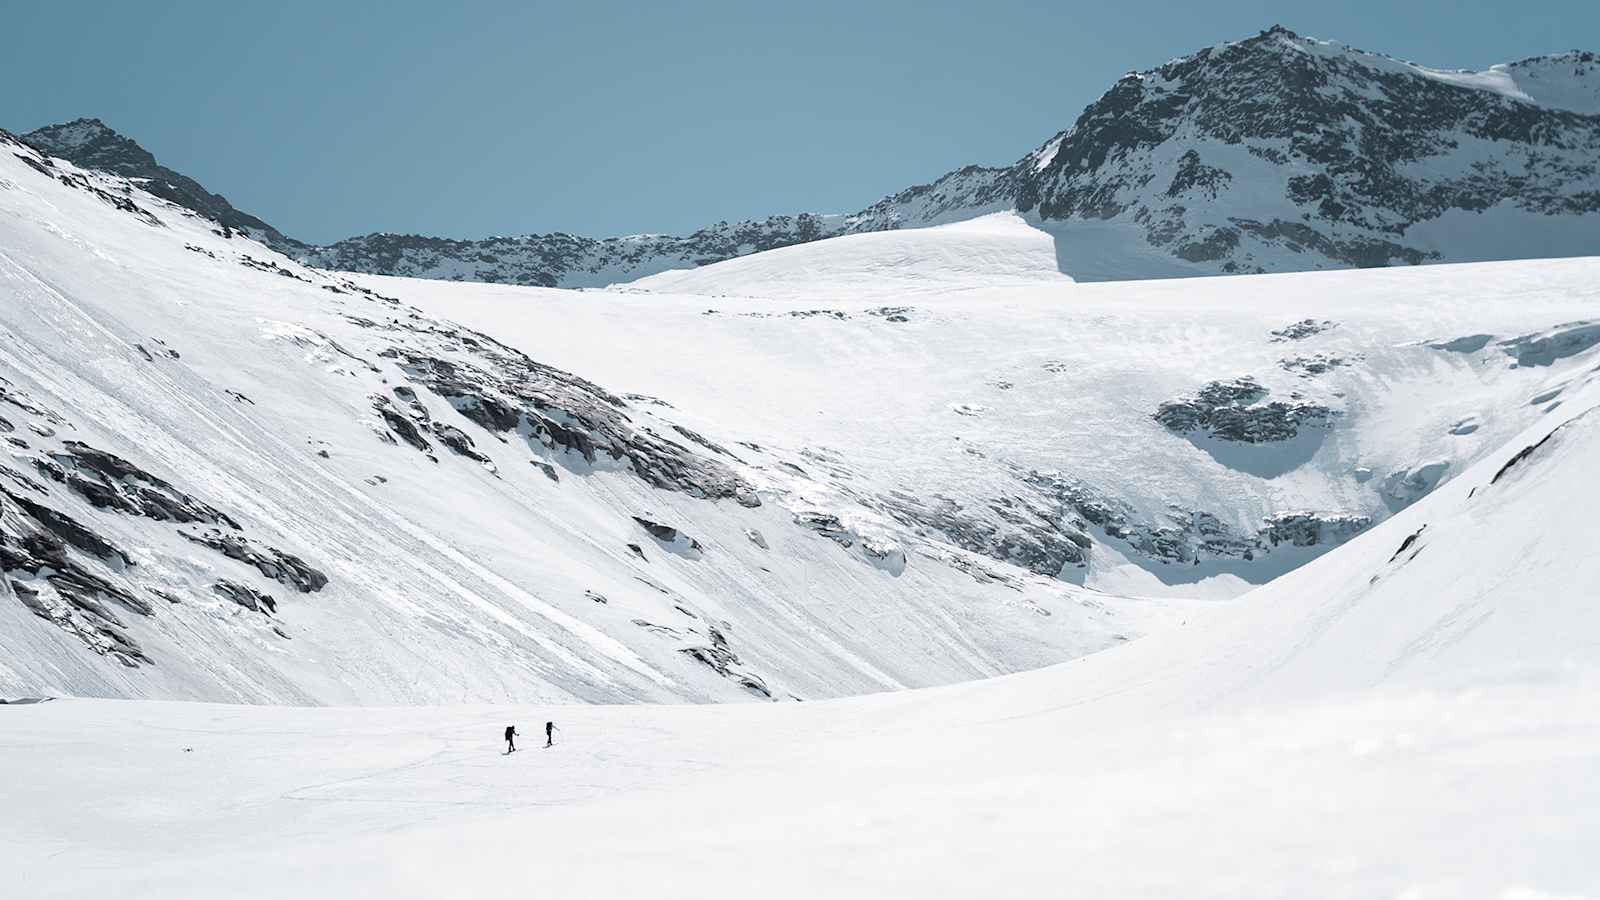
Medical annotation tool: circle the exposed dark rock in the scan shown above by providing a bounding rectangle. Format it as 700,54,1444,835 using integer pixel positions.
1155,377,1333,443
1258,511,1372,547
45,441,241,527
1271,319,1339,342
1491,422,1571,484
1388,525,1428,563
1167,149,1233,198
1023,469,1369,568
670,424,740,460
429,422,492,465
3,489,132,566
792,511,853,548
631,516,704,554
369,395,433,455
679,626,771,698
877,490,1089,576
867,306,914,323
21,31,1600,290
180,529,328,593
1280,353,1352,376
211,579,278,615
3,493,151,665
20,119,296,247
385,335,752,500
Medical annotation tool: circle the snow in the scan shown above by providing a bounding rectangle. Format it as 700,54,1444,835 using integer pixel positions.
1501,53,1600,116
7,379,1600,897
626,211,1072,298
1409,65,1537,105
393,235,1600,599
0,136,1159,705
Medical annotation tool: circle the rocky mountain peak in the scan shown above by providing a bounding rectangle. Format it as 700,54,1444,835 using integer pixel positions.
22,117,125,154
15,28,1598,286
21,118,295,249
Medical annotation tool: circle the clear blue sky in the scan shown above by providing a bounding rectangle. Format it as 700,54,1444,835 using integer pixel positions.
5,0,1593,243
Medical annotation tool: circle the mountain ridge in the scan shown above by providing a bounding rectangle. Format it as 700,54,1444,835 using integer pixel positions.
18,26,1600,287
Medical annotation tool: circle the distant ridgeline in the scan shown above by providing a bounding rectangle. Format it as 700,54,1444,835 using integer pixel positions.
23,28,1600,285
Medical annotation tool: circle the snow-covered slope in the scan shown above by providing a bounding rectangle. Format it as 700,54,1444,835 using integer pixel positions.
626,212,1072,299
393,238,1600,605
0,131,1156,706
6,123,1598,708
7,372,1598,897
22,31,1600,287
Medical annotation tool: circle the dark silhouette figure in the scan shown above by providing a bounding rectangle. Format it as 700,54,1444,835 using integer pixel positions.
544,721,557,748
504,725,518,753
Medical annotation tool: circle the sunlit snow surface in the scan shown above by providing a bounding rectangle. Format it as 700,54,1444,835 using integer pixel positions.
3,132,1600,897
8,392,1600,896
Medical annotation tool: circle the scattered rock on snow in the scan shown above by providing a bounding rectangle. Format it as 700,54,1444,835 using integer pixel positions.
631,516,704,556
1154,377,1333,443
180,529,328,593
211,579,278,615
1270,319,1338,341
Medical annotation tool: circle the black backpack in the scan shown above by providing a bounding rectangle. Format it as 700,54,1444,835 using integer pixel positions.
504,726,515,740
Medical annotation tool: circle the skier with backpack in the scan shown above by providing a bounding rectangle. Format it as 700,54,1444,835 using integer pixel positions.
504,725,518,753
545,721,558,747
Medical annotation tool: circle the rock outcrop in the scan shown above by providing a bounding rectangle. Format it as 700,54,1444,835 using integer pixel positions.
1155,377,1334,443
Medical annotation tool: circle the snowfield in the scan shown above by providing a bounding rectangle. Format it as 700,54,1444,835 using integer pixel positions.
7,376,1600,897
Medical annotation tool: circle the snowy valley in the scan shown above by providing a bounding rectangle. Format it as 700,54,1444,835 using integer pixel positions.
2,21,1600,900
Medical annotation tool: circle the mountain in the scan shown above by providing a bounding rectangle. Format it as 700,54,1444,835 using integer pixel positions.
20,118,300,249
21,28,1599,287
1013,30,1600,276
9,344,1600,896
0,130,1146,704
5,124,1599,705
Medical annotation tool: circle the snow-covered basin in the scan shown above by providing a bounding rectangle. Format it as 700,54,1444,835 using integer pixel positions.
368,250,1600,600
9,382,1600,898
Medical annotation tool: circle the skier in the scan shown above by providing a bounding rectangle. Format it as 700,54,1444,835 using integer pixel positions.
504,725,518,753
544,720,558,748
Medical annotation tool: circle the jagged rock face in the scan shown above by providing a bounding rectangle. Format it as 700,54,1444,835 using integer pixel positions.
375,319,758,502
39,441,242,528
180,530,328,594
2,488,150,666
1016,27,1600,274
20,119,295,248
1154,377,1334,443
1022,471,1370,567
0,373,324,667
22,30,1592,287
876,490,1090,577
